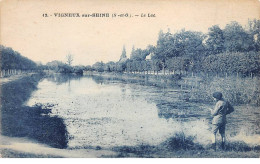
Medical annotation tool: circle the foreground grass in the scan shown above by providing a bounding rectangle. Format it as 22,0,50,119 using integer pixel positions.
1,131,259,158
109,132,260,158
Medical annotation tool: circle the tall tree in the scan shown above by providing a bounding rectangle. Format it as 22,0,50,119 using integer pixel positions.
66,53,73,66
206,25,225,54
223,21,254,52
173,29,205,58
152,30,173,74
247,19,260,51
130,45,135,59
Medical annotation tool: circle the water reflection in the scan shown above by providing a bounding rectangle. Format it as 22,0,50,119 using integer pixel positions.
90,75,103,84
0,74,68,149
89,75,203,120
46,73,82,85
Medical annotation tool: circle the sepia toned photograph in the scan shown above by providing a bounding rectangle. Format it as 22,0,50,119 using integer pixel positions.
0,0,259,158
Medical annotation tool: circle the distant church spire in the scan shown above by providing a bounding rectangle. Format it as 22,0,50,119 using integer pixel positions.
119,45,127,62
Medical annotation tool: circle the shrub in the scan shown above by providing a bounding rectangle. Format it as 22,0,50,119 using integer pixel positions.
162,132,203,150
190,76,260,105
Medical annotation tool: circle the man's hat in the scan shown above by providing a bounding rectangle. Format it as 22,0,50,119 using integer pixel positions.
213,92,222,100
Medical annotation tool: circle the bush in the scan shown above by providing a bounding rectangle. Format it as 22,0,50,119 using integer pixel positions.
190,76,260,105
162,132,203,150
202,51,260,76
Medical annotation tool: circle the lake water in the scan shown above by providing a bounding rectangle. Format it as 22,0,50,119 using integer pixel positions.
26,74,260,149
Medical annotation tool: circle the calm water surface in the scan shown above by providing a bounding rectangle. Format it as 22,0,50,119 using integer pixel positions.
26,74,259,148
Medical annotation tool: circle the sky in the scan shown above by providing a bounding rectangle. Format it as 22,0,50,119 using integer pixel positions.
0,0,259,66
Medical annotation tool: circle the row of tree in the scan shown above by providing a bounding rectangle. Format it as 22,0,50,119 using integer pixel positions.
0,45,37,70
0,45,86,76
1,20,259,77
89,20,260,76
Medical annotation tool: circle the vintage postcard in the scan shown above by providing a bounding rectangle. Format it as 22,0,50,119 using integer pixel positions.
0,0,259,158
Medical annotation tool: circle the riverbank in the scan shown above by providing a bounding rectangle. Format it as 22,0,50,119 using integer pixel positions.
85,71,260,105
0,73,36,86
0,135,117,158
1,134,259,158
0,73,69,157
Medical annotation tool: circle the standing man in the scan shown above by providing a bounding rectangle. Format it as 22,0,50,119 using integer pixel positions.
210,92,234,150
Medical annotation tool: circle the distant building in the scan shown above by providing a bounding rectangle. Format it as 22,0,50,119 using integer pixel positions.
119,57,127,63
145,53,153,60
119,45,127,62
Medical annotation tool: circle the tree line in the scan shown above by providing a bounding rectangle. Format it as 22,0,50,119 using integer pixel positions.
0,45,37,71
44,60,84,74
90,20,260,77
0,46,85,76
1,20,259,77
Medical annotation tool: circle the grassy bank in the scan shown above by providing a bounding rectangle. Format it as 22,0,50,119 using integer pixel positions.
187,76,260,106
86,72,260,106
108,132,260,158
0,73,68,149
86,71,182,89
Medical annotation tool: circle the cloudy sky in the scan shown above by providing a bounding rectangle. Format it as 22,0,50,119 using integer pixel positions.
1,0,259,65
